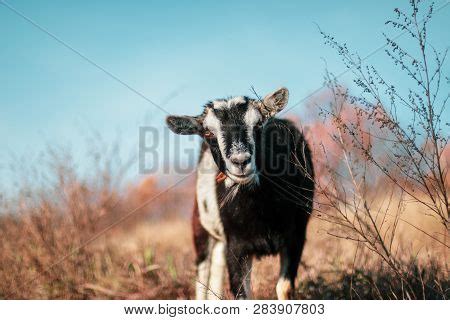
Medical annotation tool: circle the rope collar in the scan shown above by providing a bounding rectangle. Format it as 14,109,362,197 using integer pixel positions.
215,172,227,183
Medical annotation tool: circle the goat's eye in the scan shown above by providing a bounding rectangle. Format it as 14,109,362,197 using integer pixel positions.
203,129,215,138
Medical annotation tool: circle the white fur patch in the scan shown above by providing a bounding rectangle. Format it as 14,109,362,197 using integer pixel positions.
207,241,226,299
212,96,246,110
203,108,221,133
196,259,211,300
244,106,262,127
212,100,227,109
225,177,236,188
229,96,246,106
196,148,225,241
196,239,226,300
244,106,261,185
276,277,292,300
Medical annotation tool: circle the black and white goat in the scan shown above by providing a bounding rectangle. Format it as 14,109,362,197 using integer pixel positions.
166,88,314,300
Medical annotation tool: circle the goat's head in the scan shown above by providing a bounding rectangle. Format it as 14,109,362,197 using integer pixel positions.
166,88,289,184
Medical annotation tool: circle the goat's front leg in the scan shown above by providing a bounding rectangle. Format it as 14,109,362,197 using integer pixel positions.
277,237,306,300
226,242,253,299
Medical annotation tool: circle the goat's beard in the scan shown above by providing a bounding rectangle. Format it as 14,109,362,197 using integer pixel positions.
219,173,259,208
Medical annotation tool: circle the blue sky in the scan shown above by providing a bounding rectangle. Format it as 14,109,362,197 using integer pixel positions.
1,0,449,185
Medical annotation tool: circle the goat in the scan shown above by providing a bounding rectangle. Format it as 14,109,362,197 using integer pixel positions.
166,88,314,299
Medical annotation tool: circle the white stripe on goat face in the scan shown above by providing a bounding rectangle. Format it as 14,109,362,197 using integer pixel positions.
203,98,261,184
203,108,233,176
243,105,262,185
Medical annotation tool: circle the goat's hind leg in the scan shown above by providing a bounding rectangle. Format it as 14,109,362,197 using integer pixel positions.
277,237,306,300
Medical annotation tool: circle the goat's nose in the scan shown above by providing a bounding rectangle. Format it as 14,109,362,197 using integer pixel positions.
230,153,251,167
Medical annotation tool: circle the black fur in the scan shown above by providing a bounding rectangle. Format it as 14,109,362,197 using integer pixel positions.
208,118,314,298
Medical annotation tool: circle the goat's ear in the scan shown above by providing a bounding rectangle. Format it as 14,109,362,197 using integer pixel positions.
260,87,289,117
166,115,202,135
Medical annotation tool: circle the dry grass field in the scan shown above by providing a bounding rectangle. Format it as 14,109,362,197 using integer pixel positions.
108,212,448,300
0,158,447,299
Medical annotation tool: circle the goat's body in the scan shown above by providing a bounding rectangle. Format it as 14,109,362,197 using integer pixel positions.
193,118,314,299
